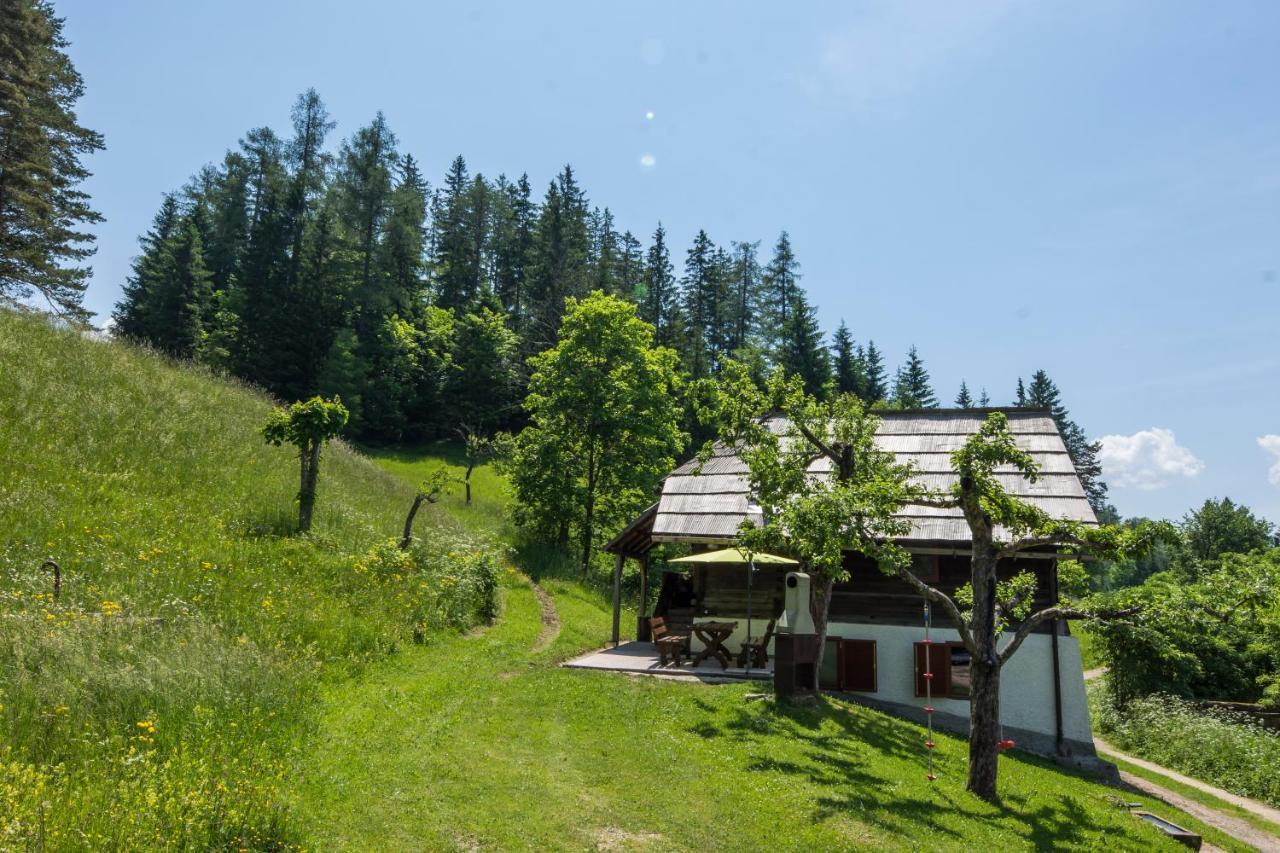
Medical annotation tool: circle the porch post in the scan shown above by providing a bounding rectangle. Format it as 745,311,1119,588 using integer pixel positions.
611,552,624,647
637,553,650,641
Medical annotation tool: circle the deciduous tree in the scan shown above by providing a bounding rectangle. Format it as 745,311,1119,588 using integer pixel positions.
261,395,349,533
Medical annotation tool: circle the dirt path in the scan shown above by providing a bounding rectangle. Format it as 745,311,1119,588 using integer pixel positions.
1083,666,1108,681
530,579,560,652
1112,763,1277,852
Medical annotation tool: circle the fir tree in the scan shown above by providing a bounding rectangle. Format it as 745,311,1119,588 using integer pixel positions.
862,340,889,403
113,195,181,342
726,240,762,353
617,231,644,303
679,229,723,379
892,345,937,408
1015,377,1027,406
639,222,678,348
152,219,213,358
1022,369,1110,513
777,293,830,398
590,207,619,295
524,165,591,354
431,155,479,312
955,380,974,408
0,0,104,320
978,387,991,406
492,173,535,330
380,154,429,315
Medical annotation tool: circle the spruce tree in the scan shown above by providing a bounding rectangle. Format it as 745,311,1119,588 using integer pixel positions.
761,230,800,351
431,155,478,312
679,229,722,379
113,195,181,342
524,165,591,354
590,207,619,295
862,340,889,403
1023,369,1110,513
492,173,535,330
151,219,213,358
0,0,104,320
726,240,762,352
978,387,991,406
892,345,937,408
955,380,974,408
1015,377,1027,406
380,154,429,315
617,231,644,303
831,320,862,397
639,222,678,348
777,293,830,398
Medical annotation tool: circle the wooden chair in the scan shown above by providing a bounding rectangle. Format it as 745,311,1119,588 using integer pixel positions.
650,616,689,667
737,619,777,668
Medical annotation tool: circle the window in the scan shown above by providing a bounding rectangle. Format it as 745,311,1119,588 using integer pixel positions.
914,641,969,699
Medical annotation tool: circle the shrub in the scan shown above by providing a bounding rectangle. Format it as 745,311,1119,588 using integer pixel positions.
1093,691,1280,806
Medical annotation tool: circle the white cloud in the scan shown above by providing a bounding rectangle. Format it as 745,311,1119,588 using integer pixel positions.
1259,435,1280,487
812,1,1014,107
1098,428,1205,490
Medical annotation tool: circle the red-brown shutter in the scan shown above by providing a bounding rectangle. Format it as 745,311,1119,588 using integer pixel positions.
914,642,950,697
839,639,877,692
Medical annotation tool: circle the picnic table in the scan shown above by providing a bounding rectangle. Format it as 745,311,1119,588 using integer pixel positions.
692,620,738,669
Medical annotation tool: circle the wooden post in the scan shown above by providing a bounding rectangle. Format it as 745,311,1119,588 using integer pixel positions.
611,552,624,647
636,553,649,641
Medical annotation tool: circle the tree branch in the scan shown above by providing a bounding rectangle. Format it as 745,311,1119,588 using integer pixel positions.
996,535,1093,561
892,564,975,652
792,420,839,464
902,497,961,509
998,605,1140,664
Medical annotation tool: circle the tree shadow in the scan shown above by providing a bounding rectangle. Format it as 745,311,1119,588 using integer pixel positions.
229,508,298,539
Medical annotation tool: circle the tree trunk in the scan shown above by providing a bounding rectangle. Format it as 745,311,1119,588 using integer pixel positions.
400,493,427,550
966,543,1001,800
811,575,835,691
465,459,475,505
580,447,597,574
298,441,321,533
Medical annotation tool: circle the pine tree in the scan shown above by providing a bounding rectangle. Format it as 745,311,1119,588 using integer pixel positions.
639,222,678,348
777,293,830,398
1015,378,1027,406
0,0,104,320
862,340,889,403
955,380,974,408
831,320,862,397
590,207,619,295
892,346,937,408
679,229,722,379
978,387,991,406
761,231,800,352
282,89,334,297
233,126,291,382
380,154,429,315
1023,369,1110,513
152,219,213,358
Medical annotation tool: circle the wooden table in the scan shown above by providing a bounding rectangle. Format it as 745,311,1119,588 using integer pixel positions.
692,621,738,669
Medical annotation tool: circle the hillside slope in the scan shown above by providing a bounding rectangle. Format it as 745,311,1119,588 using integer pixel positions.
0,310,496,847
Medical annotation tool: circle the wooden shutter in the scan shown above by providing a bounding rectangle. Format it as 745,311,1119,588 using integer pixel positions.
839,639,877,692
914,642,950,697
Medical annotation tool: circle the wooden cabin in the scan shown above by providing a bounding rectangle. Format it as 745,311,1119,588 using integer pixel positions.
605,408,1105,766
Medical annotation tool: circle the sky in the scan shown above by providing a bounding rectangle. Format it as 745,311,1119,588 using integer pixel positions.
55,0,1280,525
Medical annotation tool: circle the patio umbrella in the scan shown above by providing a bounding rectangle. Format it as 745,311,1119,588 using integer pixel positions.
669,548,798,674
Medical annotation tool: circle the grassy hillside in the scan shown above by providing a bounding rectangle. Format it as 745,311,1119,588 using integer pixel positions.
0,311,499,847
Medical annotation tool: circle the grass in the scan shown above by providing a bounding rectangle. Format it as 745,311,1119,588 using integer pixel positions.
1074,623,1101,670
1091,682,1280,808
0,310,500,847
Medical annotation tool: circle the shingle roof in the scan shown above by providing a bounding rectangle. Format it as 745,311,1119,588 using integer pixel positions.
651,408,1097,546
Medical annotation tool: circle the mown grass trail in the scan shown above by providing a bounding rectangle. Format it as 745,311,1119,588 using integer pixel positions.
294,446,1236,852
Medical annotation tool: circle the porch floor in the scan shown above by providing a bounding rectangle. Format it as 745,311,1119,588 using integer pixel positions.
563,641,773,682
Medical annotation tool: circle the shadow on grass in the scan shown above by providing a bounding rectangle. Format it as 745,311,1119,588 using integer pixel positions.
230,508,298,539
688,695,1139,849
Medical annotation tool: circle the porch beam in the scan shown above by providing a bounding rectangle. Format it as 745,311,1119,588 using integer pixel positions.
611,551,624,647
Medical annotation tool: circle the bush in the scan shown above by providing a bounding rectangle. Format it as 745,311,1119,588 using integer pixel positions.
1093,692,1280,806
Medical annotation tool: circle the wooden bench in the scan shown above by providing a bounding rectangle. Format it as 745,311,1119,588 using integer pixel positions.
650,616,689,667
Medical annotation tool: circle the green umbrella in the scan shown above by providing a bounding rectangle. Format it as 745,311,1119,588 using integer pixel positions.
669,548,798,673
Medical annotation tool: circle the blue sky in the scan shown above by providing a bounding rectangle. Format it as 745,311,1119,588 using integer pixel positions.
57,0,1280,525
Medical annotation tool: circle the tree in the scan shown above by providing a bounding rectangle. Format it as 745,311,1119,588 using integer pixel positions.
639,223,679,348
492,173,535,330
458,427,493,505
761,231,800,351
399,467,453,549
862,340,888,403
1182,498,1276,567
446,305,519,432
0,0,104,320
892,345,937,408
507,292,684,573
431,155,478,312
978,387,991,407
955,381,974,408
617,230,644,303
113,195,182,342
726,240,762,352
679,229,724,379
261,395,349,533
524,165,591,354
831,321,862,397
701,365,922,695
776,293,831,398
1022,370,1110,514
